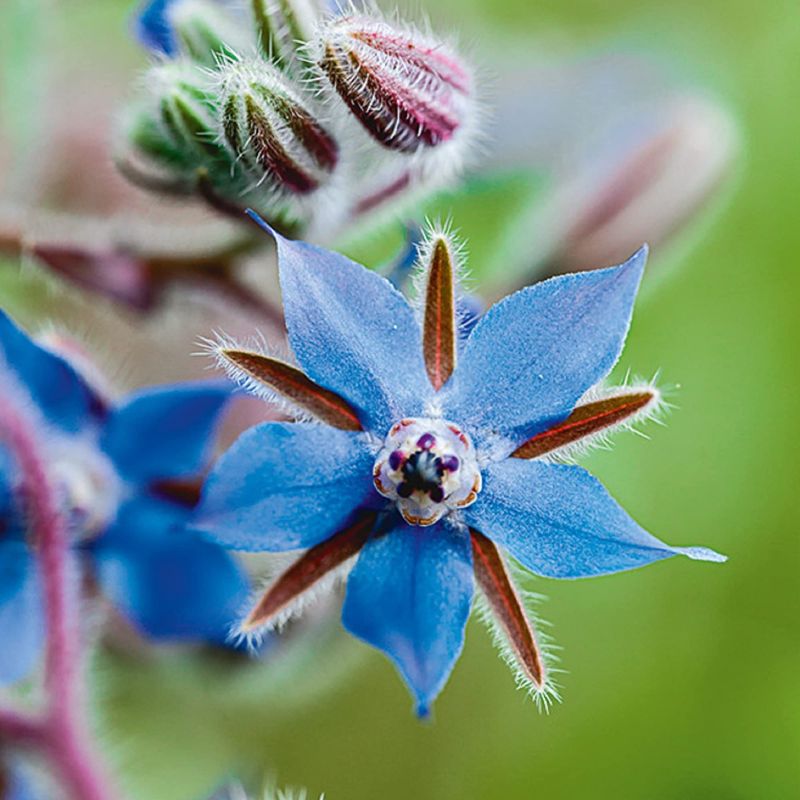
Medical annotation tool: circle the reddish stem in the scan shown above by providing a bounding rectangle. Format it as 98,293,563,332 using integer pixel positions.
0,390,118,800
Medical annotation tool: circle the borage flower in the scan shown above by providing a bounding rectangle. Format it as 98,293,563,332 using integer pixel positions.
0,312,249,684
196,215,724,715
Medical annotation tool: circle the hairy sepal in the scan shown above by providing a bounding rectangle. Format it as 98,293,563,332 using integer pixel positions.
471,536,562,711
513,382,664,461
420,232,459,390
218,347,363,430
240,513,375,636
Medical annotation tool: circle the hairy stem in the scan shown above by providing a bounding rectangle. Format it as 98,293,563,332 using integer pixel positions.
0,211,286,328
0,389,118,800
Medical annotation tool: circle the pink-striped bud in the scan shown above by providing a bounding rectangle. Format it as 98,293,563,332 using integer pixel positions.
315,16,474,155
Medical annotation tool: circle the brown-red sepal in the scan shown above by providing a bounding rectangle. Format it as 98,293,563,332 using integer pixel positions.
242,513,376,632
512,390,656,459
422,238,458,391
470,528,545,689
220,349,363,431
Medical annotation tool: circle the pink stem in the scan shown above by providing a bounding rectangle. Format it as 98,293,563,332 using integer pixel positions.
0,390,118,800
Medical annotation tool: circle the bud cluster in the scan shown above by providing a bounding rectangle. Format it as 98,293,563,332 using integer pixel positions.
119,0,477,238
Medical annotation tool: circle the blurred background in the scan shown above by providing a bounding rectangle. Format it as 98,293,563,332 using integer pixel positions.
1,0,798,798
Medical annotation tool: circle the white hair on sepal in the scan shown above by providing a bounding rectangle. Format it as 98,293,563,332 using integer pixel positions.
230,553,358,650
194,330,320,424
541,372,669,466
216,779,325,800
473,558,564,713
409,217,471,315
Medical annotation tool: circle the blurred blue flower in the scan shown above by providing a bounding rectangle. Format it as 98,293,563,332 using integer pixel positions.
196,215,724,715
0,758,38,800
134,0,179,55
133,0,345,57
0,311,249,685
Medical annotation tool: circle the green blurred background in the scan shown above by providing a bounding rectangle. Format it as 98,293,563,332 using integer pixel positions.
1,0,798,798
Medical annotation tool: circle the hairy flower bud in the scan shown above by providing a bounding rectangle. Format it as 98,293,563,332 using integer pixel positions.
218,60,339,196
117,63,241,197
125,108,194,172
544,95,739,273
249,0,321,71
152,64,225,162
167,0,247,67
315,15,474,155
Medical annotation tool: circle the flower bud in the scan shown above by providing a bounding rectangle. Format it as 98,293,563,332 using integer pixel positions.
152,64,226,163
125,108,193,172
117,64,243,198
545,95,739,273
249,0,321,71
315,15,474,155
167,0,247,67
218,60,339,196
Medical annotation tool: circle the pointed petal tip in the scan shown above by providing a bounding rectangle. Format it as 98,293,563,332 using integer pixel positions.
415,700,432,720
621,243,648,274
677,546,728,563
245,209,278,239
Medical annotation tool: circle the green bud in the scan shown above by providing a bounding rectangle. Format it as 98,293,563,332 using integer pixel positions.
119,63,245,200
145,63,235,173
127,110,193,170
168,0,247,67
249,0,321,72
115,104,198,195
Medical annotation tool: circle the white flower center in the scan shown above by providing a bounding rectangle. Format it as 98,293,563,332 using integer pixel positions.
373,417,481,526
50,440,120,539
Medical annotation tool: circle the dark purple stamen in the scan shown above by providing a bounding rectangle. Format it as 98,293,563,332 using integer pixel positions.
397,481,413,498
417,433,436,450
389,450,405,471
440,455,459,473
429,486,445,503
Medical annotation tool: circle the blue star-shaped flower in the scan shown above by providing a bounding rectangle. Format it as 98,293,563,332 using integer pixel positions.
0,311,249,685
196,215,724,715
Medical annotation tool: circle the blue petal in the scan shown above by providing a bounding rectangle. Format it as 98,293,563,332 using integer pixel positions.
442,248,647,450
342,518,474,716
457,293,484,340
92,496,249,642
0,542,43,685
195,422,377,551
464,459,725,578
134,0,178,55
0,447,21,538
94,492,189,548
0,310,104,434
100,381,231,483
249,212,431,434
4,762,37,800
